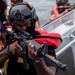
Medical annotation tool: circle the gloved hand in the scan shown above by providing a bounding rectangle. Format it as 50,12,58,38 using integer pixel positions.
28,42,41,61
8,41,22,56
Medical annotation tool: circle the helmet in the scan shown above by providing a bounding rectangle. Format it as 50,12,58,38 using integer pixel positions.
0,0,7,12
8,2,37,25
0,0,7,23
56,0,68,5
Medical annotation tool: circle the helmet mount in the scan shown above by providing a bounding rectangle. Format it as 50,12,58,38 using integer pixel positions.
13,9,25,23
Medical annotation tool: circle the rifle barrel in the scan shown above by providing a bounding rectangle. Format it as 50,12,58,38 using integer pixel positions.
44,54,68,71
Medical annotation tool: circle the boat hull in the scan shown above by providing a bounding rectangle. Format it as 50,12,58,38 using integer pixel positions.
41,9,75,75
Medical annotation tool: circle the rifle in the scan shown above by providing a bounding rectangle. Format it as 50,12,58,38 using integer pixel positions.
58,3,75,11
5,28,67,71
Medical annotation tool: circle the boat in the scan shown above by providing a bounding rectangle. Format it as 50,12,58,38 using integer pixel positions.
40,9,75,75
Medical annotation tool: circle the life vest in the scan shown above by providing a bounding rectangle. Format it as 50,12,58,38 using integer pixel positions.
0,22,4,50
34,29,62,49
53,5,68,18
0,40,3,50
53,5,60,18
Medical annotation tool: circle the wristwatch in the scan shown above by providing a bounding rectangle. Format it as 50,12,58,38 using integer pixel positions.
33,58,43,63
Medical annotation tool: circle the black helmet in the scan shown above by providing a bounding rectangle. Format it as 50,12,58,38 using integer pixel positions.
8,2,37,25
0,0,7,11
56,0,68,5
0,0,7,23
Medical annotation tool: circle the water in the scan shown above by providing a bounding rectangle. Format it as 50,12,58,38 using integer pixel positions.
7,0,75,25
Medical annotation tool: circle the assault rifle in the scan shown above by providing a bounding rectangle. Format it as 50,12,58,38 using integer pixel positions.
6,28,67,71
58,3,75,11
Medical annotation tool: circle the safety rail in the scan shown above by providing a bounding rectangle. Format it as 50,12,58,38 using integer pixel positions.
41,9,75,32
56,34,75,57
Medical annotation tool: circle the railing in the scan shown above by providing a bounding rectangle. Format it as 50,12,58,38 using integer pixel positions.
41,9,75,33
56,34,75,56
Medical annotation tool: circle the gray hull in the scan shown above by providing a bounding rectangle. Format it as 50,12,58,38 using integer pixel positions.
41,9,75,75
